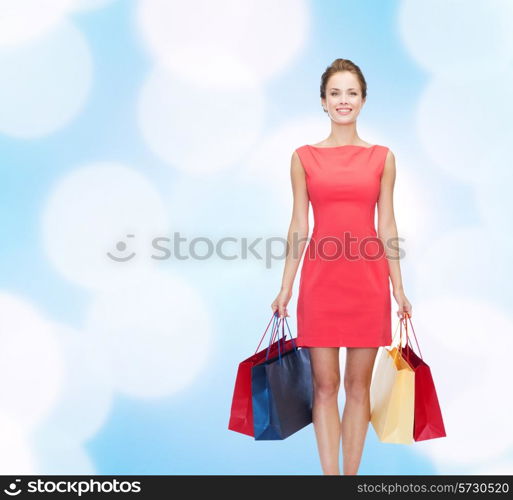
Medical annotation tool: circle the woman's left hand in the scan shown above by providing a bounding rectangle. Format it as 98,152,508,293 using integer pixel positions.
393,288,412,319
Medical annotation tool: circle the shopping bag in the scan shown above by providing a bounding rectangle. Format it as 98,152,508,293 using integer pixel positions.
370,318,415,444
228,312,296,437
401,315,447,441
252,317,313,440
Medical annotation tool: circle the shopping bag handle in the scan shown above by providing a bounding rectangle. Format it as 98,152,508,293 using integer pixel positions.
264,313,298,363
265,314,285,361
403,313,423,360
255,311,296,355
390,313,423,363
390,316,410,363
283,316,298,351
399,317,410,362
390,317,403,349
255,312,280,354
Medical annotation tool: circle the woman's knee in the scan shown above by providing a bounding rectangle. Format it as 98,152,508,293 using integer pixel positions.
313,373,340,399
343,376,371,404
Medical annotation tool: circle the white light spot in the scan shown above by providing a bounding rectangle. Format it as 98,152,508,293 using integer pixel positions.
86,270,213,399
40,162,170,290
71,0,118,11
416,73,513,183
0,293,64,431
398,0,513,79
34,325,115,443
0,21,92,138
0,0,75,47
0,413,37,474
137,66,266,172
136,0,309,86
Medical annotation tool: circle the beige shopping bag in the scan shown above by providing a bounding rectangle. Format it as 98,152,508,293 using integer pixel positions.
370,319,415,444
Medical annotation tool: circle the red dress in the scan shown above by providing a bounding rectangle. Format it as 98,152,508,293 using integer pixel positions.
295,144,392,347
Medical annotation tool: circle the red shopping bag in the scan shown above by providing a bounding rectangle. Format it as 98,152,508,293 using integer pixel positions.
228,312,297,436
400,314,447,442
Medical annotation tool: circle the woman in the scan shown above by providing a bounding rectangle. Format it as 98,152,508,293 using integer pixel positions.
271,58,412,475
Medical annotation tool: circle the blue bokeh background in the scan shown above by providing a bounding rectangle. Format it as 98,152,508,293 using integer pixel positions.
1,0,512,475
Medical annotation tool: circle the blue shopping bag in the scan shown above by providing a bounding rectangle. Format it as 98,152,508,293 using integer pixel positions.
251,315,313,440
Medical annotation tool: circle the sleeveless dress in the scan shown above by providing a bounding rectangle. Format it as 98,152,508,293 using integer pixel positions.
295,144,392,348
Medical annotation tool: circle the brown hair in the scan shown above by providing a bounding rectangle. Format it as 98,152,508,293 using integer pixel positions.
320,58,367,102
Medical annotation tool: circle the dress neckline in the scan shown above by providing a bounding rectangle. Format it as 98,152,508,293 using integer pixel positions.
307,144,377,150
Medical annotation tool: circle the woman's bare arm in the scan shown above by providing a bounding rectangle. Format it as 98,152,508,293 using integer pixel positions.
271,150,310,317
376,149,412,318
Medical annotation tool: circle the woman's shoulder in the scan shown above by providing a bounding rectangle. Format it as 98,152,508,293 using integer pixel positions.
373,144,394,158
380,144,394,157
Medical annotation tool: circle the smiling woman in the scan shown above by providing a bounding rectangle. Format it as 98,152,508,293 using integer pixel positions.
329,89,358,116
271,57,412,476
318,59,367,133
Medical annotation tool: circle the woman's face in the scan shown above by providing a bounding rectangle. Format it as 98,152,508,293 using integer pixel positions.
322,71,365,122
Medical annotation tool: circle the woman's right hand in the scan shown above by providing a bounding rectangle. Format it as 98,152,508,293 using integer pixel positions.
271,288,292,318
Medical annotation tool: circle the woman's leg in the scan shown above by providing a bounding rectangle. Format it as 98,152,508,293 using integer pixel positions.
341,347,379,475
308,346,341,475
